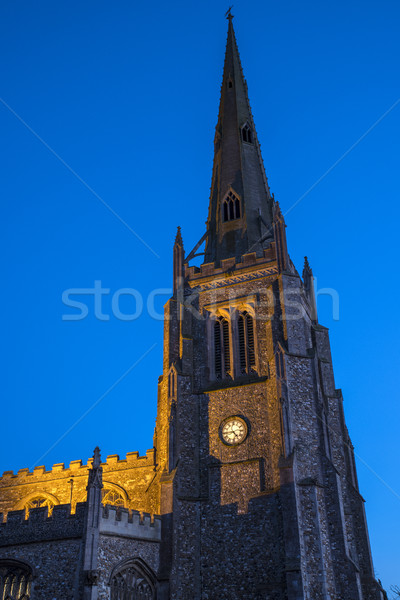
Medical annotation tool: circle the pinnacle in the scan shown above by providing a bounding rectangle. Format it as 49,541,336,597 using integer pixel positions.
92,446,101,468
303,256,312,274
174,226,183,246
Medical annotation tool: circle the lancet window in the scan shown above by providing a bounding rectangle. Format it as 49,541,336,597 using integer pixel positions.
242,123,253,143
214,316,231,379
0,560,32,600
222,190,241,222
237,311,256,374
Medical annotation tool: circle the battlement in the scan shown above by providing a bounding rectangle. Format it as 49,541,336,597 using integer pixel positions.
100,505,161,542
0,448,155,483
186,246,277,288
0,502,86,547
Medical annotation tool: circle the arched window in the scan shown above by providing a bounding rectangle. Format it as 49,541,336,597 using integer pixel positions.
110,559,156,600
214,316,231,379
237,311,256,375
242,123,253,143
24,496,55,518
102,488,126,507
222,190,241,222
0,560,32,600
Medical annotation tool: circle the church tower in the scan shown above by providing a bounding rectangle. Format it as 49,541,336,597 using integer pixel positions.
155,14,385,600
0,14,388,600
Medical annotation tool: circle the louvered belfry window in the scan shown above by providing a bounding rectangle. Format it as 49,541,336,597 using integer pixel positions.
214,316,231,379
238,311,256,375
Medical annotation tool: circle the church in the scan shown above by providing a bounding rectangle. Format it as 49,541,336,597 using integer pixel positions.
0,15,387,600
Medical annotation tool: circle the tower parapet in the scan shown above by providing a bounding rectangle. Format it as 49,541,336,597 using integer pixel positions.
100,506,161,541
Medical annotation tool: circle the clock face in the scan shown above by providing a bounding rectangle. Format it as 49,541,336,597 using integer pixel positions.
221,417,247,446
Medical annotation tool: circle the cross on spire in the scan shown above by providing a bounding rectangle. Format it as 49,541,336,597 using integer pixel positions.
225,6,234,21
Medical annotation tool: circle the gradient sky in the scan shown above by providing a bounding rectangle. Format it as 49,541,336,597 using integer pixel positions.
1,0,399,592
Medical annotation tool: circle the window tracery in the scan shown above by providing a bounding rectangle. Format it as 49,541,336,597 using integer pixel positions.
222,190,241,222
102,488,126,507
110,560,155,600
23,496,54,518
0,561,32,600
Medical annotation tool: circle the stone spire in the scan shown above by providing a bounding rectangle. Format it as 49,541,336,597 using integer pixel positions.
204,15,274,264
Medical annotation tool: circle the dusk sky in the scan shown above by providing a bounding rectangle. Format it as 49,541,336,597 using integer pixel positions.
1,0,399,592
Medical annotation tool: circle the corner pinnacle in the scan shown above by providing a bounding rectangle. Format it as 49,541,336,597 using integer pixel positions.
175,226,183,246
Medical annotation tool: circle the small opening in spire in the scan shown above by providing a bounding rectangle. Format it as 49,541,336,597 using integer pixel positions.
222,190,241,222
228,79,233,89
242,123,253,144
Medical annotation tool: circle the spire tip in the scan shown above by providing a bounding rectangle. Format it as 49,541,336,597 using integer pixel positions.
225,6,234,21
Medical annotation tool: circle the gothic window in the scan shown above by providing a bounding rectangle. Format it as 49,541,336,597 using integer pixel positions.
0,560,32,600
102,488,126,507
214,316,231,379
23,496,54,518
237,311,256,374
222,190,241,222
110,560,156,600
242,123,253,144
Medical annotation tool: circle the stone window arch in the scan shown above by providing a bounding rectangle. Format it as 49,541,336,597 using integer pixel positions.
102,488,126,507
15,492,59,519
109,558,156,600
222,190,241,222
101,482,129,508
0,559,33,600
241,122,253,143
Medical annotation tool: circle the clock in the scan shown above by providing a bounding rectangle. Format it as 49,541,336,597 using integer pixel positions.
220,417,248,446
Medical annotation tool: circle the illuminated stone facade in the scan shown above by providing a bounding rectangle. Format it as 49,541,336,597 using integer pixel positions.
0,16,387,600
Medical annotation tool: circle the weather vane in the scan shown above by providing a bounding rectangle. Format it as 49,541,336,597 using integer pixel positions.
225,6,234,21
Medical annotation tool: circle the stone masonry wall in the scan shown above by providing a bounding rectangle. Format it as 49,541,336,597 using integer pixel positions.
0,450,156,517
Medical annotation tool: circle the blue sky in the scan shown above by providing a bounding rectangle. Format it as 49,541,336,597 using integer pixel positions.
1,0,399,592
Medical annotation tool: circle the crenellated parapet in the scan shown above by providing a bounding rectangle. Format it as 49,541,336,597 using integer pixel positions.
0,502,86,547
0,448,155,482
0,449,157,518
185,248,278,292
100,505,161,542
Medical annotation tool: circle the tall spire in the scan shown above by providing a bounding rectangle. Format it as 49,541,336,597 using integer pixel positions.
204,16,273,264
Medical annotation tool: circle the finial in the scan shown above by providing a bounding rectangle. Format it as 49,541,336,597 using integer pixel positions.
303,256,312,274
225,6,234,21
175,226,183,246
92,446,101,469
